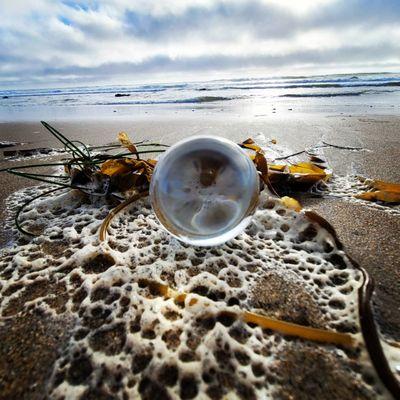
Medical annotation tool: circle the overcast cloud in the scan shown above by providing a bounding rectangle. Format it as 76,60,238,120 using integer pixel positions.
1,0,400,88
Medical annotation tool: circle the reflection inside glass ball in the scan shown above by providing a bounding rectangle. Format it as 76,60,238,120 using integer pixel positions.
150,136,259,246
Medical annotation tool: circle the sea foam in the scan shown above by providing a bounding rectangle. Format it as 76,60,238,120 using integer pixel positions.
0,185,397,399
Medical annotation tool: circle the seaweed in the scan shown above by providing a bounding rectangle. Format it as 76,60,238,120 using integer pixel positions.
1,122,167,236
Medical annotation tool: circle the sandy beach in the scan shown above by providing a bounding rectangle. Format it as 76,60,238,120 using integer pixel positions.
0,113,399,398
2,0,400,396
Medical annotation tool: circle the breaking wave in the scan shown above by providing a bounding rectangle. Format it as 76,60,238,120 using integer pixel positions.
280,91,369,98
96,96,233,106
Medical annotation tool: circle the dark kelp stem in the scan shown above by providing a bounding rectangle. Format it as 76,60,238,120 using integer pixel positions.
356,264,400,398
98,191,149,241
15,187,66,236
0,162,68,173
3,124,399,396
41,121,90,160
322,141,363,150
7,170,74,188
137,279,354,347
305,211,400,398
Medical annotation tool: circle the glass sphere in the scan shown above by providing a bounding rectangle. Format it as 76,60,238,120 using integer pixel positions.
150,136,259,246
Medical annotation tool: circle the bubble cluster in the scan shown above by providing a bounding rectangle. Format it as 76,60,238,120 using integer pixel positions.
0,186,393,399
317,175,400,216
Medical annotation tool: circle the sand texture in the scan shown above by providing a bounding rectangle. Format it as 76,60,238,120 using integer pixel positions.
0,114,399,399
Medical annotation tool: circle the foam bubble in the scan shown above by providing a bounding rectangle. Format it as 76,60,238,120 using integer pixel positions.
315,175,400,216
0,186,396,399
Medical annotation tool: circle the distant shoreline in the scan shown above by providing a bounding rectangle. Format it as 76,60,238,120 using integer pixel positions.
1,72,400,122
0,113,399,398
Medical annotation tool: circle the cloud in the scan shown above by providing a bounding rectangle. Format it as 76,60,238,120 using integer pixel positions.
0,0,400,87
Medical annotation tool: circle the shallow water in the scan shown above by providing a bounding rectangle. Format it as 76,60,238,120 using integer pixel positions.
1,72,400,121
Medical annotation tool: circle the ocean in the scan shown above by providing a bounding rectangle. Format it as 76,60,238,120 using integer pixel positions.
1,72,400,121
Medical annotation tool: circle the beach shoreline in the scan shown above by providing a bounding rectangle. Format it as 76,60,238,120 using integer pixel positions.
1,114,399,333
0,113,399,398
2,0,400,393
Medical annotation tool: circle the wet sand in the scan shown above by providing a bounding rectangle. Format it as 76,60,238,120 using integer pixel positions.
1,114,399,336
0,114,399,397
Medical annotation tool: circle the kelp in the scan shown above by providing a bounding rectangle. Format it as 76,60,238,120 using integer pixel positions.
3,128,399,239
240,138,330,192
14,187,66,237
99,191,149,241
1,122,166,235
240,137,262,153
280,196,302,212
270,161,329,187
355,178,400,204
137,279,354,347
118,131,138,156
2,127,400,398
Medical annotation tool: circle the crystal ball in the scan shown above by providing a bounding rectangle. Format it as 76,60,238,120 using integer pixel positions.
150,136,259,246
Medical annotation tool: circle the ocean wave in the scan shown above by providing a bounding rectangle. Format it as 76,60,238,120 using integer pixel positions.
0,83,188,98
2,73,399,110
381,81,400,86
280,92,368,98
206,81,400,91
95,96,233,105
0,85,174,99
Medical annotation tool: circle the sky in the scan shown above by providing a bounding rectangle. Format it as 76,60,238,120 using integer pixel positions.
1,0,400,88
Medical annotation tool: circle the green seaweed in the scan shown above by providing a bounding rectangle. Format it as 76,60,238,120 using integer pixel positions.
1,121,167,236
